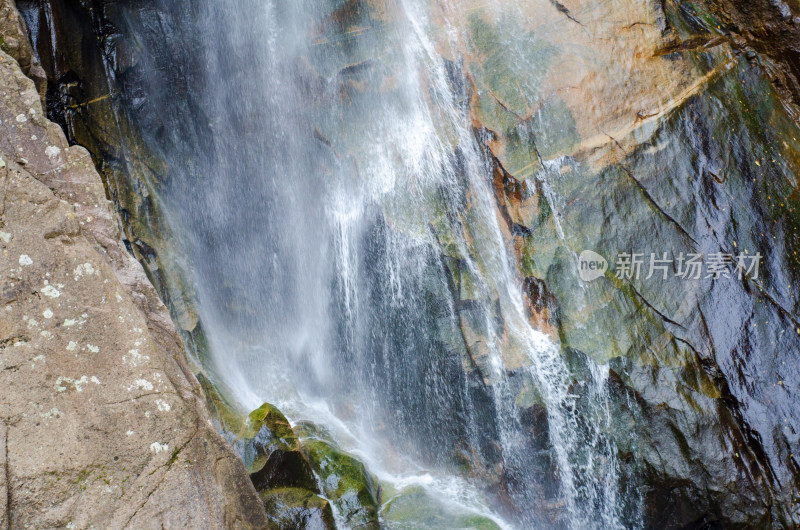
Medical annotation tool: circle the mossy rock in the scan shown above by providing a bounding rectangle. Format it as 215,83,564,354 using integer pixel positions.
196,384,319,492
245,404,319,493
244,403,296,441
301,439,381,529
260,487,336,530
381,485,502,529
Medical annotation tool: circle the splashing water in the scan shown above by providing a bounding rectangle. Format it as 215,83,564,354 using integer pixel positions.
117,0,635,526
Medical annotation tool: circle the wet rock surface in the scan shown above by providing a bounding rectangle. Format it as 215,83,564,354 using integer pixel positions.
694,0,800,110
260,487,336,530
245,404,320,493
0,4,268,526
300,438,382,529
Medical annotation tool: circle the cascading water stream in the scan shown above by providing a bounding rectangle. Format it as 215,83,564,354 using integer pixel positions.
396,6,627,527
114,0,636,526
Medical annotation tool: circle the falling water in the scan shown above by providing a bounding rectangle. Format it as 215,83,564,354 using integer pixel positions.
115,0,634,527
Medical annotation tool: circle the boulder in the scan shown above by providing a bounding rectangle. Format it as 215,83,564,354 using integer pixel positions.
300,438,381,529
245,404,319,493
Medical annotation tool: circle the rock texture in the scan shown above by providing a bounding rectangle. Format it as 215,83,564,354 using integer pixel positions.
696,0,800,111
0,4,268,527
446,1,800,525
0,0,43,101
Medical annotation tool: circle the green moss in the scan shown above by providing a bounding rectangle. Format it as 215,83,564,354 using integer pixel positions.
528,98,580,160
301,439,381,528
501,125,542,179
245,403,295,441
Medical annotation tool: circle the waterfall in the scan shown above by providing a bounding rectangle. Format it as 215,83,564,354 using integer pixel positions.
117,0,634,526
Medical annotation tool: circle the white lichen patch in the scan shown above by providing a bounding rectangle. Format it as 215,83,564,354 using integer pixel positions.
62,314,88,327
74,377,88,391
55,375,101,393
73,263,96,281
155,399,171,412
0,231,11,243
86,344,99,353
40,408,62,419
18,254,33,266
15,113,27,123
45,145,61,160
123,349,150,367
150,372,166,390
43,309,53,319
149,442,169,454
26,318,39,329
66,341,78,352
126,430,135,436
55,376,69,392
127,379,154,392
40,330,53,339
41,285,60,298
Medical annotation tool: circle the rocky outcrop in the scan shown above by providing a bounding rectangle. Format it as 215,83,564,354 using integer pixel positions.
450,1,800,526
0,0,43,100
0,3,268,527
695,0,800,112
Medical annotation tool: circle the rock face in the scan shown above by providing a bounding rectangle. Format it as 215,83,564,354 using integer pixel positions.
450,1,800,525
0,4,268,527
696,0,800,109
0,0,43,100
